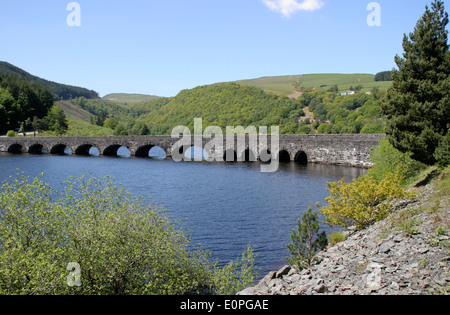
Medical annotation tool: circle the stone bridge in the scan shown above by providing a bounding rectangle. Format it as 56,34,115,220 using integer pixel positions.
0,134,384,168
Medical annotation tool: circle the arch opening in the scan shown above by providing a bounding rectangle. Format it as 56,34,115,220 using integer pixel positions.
136,145,155,158
149,146,167,160
29,144,45,155
51,144,69,155
259,149,272,163
279,150,291,163
243,149,257,162
223,149,238,162
295,151,308,165
185,146,209,161
103,145,130,158
75,144,100,156
8,144,24,154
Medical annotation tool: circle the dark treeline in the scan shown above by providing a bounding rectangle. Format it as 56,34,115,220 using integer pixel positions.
0,75,54,134
375,71,393,82
0,62,99,100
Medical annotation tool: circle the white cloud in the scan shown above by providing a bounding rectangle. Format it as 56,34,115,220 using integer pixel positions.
263,0,325,17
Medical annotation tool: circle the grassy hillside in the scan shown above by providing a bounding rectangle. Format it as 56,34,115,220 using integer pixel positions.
56,100,94,122
299,74,392,92
102,93,160,105
0,62,99,100
235,74,392,96
235,75,302,96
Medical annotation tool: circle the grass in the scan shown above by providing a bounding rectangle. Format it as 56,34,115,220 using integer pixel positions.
298,74,392,93
56,100,94,122
390,166,450,238
234,73,393,96
235,75,302,96
41,119,114,137
102,93,161,105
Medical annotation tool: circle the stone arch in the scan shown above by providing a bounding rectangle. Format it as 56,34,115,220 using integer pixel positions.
136,144,155,158
104,145,130,157
149,146,167,159
223,149,238,162
185,146,209,161
259,149,272,163
278,150,291,163
8,144,24,154
28,144,46,154
51,144,69,155
295,151,308,165
243,148,257,162
76,144,95,156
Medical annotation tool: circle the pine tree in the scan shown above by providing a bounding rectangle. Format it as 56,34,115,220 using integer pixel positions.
286,203,328,270
382,0,450,165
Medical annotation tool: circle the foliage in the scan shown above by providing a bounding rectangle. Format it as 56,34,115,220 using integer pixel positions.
320,172,415,229
375,71,393,82
0,174,257,295
328,231,346,247
370,138,428,184
286,203,328,270
382,0,450,165
134,83,386,136
298,90,385,135
103,118,119,130
0,62,98,100
6,130,15,137
210,245,259,295
46,105,69,136
137,83,303,135
0,76,53,134
434,132,450,167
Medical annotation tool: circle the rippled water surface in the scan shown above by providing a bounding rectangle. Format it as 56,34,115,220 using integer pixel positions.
0,153,365,276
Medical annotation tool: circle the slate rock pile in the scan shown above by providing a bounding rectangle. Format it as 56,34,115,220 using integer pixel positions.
239,185,449,295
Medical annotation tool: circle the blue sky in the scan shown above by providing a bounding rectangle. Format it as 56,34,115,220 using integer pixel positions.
0,1,445,97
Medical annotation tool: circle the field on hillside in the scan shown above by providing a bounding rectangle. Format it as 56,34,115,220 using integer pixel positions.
235,74,392,96
103,93,160,104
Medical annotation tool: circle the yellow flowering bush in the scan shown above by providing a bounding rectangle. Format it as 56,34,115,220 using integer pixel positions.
320,171,416,229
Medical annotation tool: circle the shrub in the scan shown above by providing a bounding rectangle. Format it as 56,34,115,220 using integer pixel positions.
6,130,15,137
328,231,346,247
434,133,450,167
287,203,328,270
320,171,415,229
0,174,257,295
370,138,427,184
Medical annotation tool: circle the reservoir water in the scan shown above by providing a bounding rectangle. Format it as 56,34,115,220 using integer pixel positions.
0,152,365,277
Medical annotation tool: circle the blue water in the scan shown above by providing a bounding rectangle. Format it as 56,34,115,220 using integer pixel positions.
0,153,365,277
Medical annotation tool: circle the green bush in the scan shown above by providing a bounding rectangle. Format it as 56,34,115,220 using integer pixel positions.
370,138,427,184
434,133,450,167
0,174,257,295
6,130,15,137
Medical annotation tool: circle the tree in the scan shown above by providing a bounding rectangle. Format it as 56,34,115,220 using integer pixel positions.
103,118,119,130
0,174,258,295
375,71,393,82
48,105,69,136
382,0,450,165
286,203,328,270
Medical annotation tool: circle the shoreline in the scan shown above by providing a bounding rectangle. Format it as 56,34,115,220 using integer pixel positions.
239,177,449,295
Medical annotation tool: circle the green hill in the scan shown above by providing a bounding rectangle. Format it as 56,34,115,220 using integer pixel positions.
102,93,160,105
138,83,302,135
0,61,99,100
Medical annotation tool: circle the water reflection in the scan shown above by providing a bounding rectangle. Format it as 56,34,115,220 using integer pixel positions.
0,153,365,277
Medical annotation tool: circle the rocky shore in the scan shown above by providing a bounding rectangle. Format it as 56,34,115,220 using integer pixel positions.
239,181,449,295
